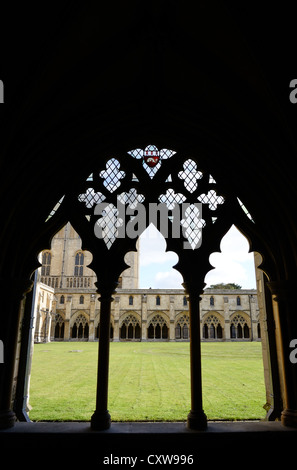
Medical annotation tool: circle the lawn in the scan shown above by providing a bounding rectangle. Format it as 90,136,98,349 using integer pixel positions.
29,341,267,422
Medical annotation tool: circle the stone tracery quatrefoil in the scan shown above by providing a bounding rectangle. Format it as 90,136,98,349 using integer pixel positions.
99,158,125,192
178,159,203,193
78,188,106,208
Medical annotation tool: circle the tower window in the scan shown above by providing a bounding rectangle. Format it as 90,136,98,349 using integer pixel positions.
210,296,214,306
41,251,51,276
129,295,133,305
74,252,84,276
156,295,161,306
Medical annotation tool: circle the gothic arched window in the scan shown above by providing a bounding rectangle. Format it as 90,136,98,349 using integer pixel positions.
230,314,250,339
120,314,141,340
148,315,168,340
41,251,51,276
202,314,223,340
74,252,84,276
54,314,65,340
175,314,190,340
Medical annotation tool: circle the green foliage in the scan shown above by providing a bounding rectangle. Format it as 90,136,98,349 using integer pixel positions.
29,342,266,422
209,283,242,290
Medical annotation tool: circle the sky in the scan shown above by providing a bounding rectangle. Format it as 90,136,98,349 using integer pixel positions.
137,224,256,289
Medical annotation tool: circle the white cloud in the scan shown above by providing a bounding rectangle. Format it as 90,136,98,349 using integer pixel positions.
138,223,256,289
204,225,256,288
155,270,183,289
139,224,178,267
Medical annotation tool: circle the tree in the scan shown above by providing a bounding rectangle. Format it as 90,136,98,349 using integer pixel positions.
209,283,242,290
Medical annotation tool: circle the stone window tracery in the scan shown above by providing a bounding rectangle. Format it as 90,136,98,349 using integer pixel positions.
54,314,65,339
175,314,189,339
203,314,223,339
120,314,141,340
41,251,51,276
71,314,89,339
148,314,168,340
73,144,230,251
74,252,84,276
230,314,250,339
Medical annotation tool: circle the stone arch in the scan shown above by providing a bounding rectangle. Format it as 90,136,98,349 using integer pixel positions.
230,311,251,340
119,312,141,341
147,313,169,341
202,312,224,340
70,311,89,340
53,312,65,340
175,313,190,340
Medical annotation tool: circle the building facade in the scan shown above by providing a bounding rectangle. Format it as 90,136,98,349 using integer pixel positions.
34,223,260,343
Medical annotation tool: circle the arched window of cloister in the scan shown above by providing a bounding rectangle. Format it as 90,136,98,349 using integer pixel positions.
120,314,141,340
148,314,169,340
230,314,250,339
175,314,190,339
202,314,223,339
35,142,269,432
54,314,65,340
71,313,89,340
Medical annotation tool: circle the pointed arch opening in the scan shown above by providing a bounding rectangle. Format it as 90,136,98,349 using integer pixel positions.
19,143,279,429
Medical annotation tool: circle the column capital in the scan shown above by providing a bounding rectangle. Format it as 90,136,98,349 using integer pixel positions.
0,277,33,300
95,280,119,302
182,281,205,301
267,280,297,302
281,408,297,427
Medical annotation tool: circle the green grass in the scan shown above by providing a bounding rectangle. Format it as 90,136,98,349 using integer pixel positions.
29,342,267,422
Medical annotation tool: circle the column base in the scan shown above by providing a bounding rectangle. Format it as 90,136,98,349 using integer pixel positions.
187,410,207,430
0,409,16,429
281,408,297,427
90,410,111,430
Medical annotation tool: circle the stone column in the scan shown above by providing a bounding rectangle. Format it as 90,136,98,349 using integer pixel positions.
113,296,120,342
169,295,175,341
44,310,52,343
141,294,147,341
267,280,297,427
0,278,33,429
183,282,207,430
223,296,230,340
91,279,118,430
249,294,258,341
64,296,72,340
89,295,96,341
